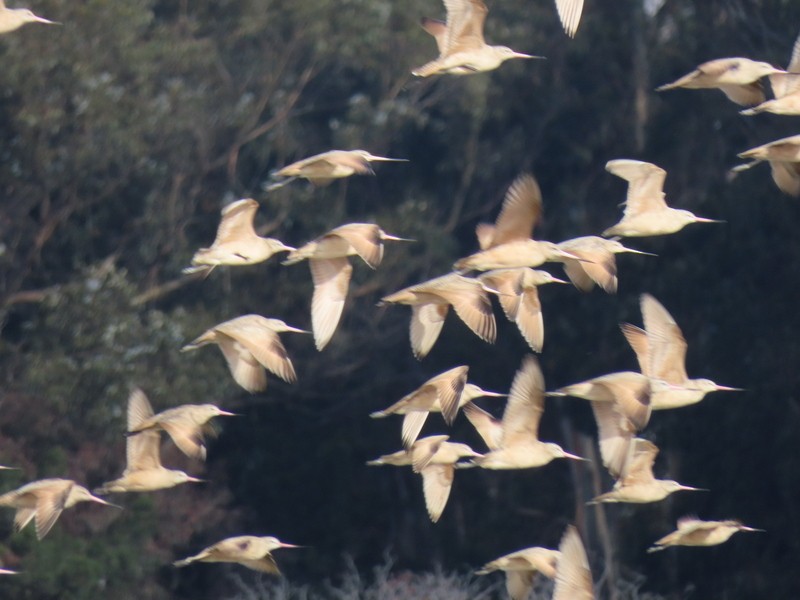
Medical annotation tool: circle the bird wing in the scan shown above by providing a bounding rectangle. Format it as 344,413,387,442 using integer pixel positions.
561,246,617,293
619,323,650,377
640,294,688,383
506,570,536,600
126,389,162,471
327,223,384,269
516,285,544,352
215,334,267,392
462,402,503,450
501,356,544,448
605,160,668,217
479,269,523,320
241,555,281,575
310,257,353,351
590,401,634,479
718,83,766,106
212,199,259,246
770,161,800,197
555,0,584,38
553,526,595,600
443,0,488,56
433,277,496,343
490,174,543,247
420,17,449,56
431,365,469,424
411,436,447,472
160,418,207,461
401,411,430,449
14,507,36,533
771,32,800,97
221,321,297,384
597,374,651,431
34,484,71,540
322,151,374,175
410,303,449,359
619,438,657,485
420,463,454,523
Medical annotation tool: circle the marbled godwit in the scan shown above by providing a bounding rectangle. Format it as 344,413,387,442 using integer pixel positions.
284,223,411,351
0,568,15,574
603,160,722,237
553,526,595,600
174,535,300,573
367,435,481,522
621,293,740,410
742,32,800,116
127,400,237,461
370,365,504,447
380,272,496,359
648,517,763,552
413,0,540,77
478,268,566,352
475,545,559,600
183,199,293,275
556,236,652,293
0,479,117,540
268,150,407,189
656,58,785,106
468,356,585,469
455,174,579,271
0,1,57,34
587,438,704,504
94,390,204,494
732,134,800,197
182,314,307,392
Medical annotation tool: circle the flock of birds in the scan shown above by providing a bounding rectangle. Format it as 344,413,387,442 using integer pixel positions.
0,0,796,597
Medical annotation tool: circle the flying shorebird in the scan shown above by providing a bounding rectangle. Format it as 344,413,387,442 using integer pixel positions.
648,517,763,552
603,159,722,237
0,1,57,34
454,173,579,271
475,545,560,600
620,293,740,410
553,526,595,600
742,31,800,116
478,268,566,352
413,0,540,77
183,199,293,275
655,58,786,106
370,365,504,447
466,355,585,469
126,397,237,461
94,389,205,494
587,438,704,504
556,236,653,294
268,149,407,189
174,535,300,573
732,134,800,197
367,435,481,522
181,314,307,393
0,479,118,540
283,223,411,350
380,272,496,359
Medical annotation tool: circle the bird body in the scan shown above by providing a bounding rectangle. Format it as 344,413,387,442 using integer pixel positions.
656,58,785,106
456,239,576,271
413,0,539,77
0,478,116,540
733,134,800,197
648,518,762,552
556,236,651,293
94,390,204,494
182,314,306,392
184,199,293,274
174,535,299,573
476,546,560,600
271,150,406,187
0,1,57,34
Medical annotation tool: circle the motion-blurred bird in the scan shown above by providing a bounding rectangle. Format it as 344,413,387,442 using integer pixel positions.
182,314,307,392
587,438,704,504
469,356,585,469
656,58,785,106
0,478,117,540
475,545,559,600
603,160,722,237
127,399,237,461
621,293,740,410
742,31,800,116
455,173,579,271
556,236,652,293
284,223,410,350
183,199,293,275
0,1,57,34
174,535,300,573
648,518,763,552
478,268,566,352
413,0,540,77
94,390,205,494
732,134,800,197
369,365,504,447
380,272,496,359
554,0,584,37
367,435,481,522
268,150,407,188
553,526,595,600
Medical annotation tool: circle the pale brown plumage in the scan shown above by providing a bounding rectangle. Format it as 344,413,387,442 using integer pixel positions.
733,134,800,197
553,526,595,600
476,546,560,600
743,32,800,115
648,518,762,552
174,535,300,573
0,1,57,34
182,314,307,392
271,149,407,187
556,236,651,293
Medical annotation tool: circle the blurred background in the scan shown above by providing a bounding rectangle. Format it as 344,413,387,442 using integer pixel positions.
1,0,799,598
